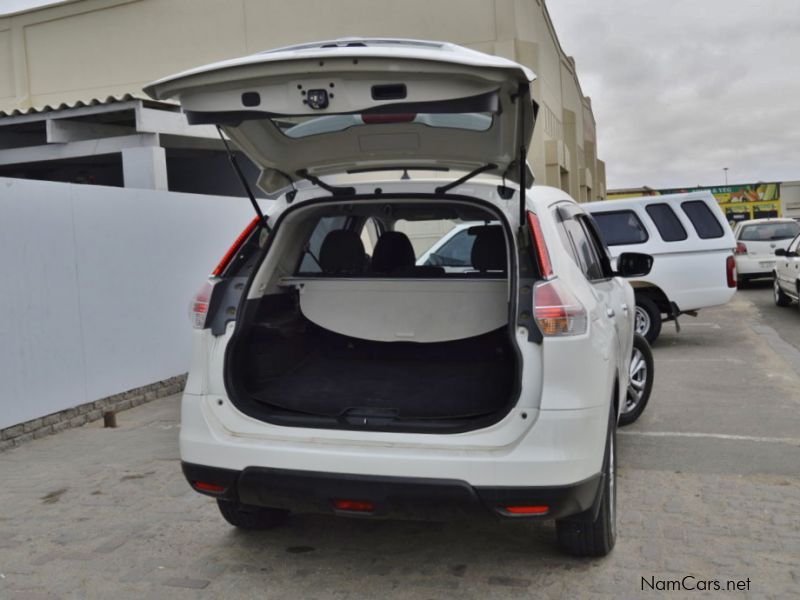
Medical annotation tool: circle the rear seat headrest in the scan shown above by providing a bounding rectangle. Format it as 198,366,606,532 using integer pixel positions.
371,231,416,274
470,225,507,272
319,230,366,275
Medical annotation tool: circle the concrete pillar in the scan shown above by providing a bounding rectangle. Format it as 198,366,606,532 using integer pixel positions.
122,146,168,190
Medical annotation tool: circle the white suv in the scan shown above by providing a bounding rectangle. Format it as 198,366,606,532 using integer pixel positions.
145,39,653,557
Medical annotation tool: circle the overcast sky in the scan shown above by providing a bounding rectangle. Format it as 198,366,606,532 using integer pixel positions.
547,0,800,189
4,1,799,190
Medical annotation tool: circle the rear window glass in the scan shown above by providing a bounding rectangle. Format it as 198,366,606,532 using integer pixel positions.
738,222,800,241
645,204,687,242
591,210,649,246
275,112,493,139
681,201,724,239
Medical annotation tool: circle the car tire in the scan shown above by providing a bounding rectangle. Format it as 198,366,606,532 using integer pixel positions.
555,405,616,557
217,499,289,530
619,334,654,427
773,275,791,307
634,295,662,344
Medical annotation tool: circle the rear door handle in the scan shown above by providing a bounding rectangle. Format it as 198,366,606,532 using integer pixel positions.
621,303,629,313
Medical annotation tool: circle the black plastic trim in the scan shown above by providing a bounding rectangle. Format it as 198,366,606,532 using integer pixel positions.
181,462,601,521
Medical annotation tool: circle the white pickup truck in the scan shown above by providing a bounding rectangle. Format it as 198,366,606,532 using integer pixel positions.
584,192,737,343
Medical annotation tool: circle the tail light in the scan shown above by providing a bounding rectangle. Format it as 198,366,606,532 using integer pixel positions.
526,211,553,278
212,217,261,277
735,242,747,255
190,280,216,329
726,255,737,288
533,279,587,336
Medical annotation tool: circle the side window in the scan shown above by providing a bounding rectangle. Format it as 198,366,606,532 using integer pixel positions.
789,235,800,254
423,229,475,267
681,201,724,239
297,216,348,273
556,212,604,280
591,210,649,246
646,203,688,242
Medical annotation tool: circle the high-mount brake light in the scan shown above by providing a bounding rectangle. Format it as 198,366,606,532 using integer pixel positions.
735,242,747,255
361,113,416,125
212,216,261,277
726,255,737,288
533,279,587,337
526,211,553,278
190,280,216,329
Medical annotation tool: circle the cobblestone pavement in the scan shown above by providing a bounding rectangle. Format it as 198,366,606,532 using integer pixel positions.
1,292,799,599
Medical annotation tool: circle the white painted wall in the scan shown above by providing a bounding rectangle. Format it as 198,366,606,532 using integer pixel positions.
0,177,258,428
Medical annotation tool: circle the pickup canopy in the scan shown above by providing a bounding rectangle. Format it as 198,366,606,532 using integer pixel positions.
144,38,536,193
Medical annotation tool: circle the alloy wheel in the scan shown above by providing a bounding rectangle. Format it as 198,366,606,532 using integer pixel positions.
634,306,651,337
625,347,648,413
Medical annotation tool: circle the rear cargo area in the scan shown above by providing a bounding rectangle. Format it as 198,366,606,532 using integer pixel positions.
234,304,514,421
223,198,520,432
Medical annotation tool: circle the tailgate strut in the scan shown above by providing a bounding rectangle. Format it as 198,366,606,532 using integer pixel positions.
216,126,267,225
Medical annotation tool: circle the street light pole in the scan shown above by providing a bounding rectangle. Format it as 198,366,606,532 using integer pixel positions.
723,167,729,186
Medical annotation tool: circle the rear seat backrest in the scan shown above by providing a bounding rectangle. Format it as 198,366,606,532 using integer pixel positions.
470,225,507,274
318,230,367,275
371,231,416,274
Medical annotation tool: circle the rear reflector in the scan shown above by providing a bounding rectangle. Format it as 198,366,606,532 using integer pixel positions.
533,278,587,336
503,505,549,515
726,255,737,288
526,211,553,278
332,499,375,513
212,216,261,277
194,481,226,493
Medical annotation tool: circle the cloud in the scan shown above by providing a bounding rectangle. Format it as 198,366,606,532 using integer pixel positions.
546,0,800,189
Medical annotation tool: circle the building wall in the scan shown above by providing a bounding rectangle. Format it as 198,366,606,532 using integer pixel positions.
0,0,605,199
0,177,257,429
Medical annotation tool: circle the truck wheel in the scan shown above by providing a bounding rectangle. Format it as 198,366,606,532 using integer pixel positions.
773,275,791,307
619,334,654,427
217,499,289,530
634,295,661,344
555,405,616,557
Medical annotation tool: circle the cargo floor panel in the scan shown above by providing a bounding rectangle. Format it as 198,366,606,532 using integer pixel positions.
251,352,513,419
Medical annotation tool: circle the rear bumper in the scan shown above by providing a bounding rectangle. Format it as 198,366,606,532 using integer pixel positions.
735,255,776,277
182,462,601,521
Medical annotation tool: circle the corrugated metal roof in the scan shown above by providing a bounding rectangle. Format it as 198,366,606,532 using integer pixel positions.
0,94,177,119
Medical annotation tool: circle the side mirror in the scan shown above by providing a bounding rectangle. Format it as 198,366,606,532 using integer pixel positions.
616,252,653,277
775,248,787,257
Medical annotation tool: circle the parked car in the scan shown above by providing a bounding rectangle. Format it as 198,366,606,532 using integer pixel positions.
773,233,800,308
585,192,737,343
145,38,654,557
733,218,800,285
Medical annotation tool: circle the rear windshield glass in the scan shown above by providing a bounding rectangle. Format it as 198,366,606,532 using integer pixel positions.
275,112,493,139
591,210,649,246
645,203,688,242
738,222,800,241
681,201,725,239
